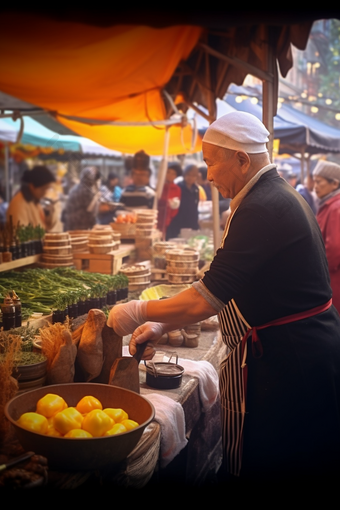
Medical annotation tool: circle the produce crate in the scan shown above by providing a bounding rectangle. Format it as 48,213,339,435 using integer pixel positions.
72,244,136,275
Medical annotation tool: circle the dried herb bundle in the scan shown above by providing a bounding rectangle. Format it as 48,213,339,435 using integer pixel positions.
39,318,78,384
0,332,21,442
39,318,71,370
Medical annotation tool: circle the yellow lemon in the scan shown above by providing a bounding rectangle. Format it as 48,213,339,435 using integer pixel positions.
46,418,63,437
53,407,84,435
120,419,139,431
17,412,48,435
103,408,128,423
64,429,93,438
76,395,102,415
104,423,127,436
36,393,68,419
82,409,113,437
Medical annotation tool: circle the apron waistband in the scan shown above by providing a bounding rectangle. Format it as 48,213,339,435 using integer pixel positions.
241,298,333,363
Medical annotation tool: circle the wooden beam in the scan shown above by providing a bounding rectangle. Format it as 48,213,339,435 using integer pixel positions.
262,26,276,159
199,42,274,83
184,100,214,123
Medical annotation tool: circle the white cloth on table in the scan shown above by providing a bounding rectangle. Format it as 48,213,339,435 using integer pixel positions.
145,393,188,468
178,358,220,412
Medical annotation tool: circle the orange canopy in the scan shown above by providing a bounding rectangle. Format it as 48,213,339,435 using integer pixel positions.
0,13,203,155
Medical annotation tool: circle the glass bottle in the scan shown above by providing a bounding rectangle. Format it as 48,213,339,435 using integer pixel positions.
1,294,16,331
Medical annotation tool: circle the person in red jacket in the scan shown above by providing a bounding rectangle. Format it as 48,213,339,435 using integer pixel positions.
313,160,340,314
157,162,182,239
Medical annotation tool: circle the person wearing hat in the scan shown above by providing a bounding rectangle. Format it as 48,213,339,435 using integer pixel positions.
120,150,155,210
106,112,340,484
7,165,57,231
62,166,102,231
313,160,340,313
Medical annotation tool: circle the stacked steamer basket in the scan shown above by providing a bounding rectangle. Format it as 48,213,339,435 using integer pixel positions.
91,225,121,249
134,209,160,262
151,241,176,282
165,248,199,284
41,232,74,268
119,263,151,294
68,230,89,254
153,242,177,270
134,209,158,238
88,229,117,255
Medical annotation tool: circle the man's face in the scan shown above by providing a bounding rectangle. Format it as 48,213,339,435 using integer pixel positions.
30,183,52,201
202,142,245,199
132,169,150,187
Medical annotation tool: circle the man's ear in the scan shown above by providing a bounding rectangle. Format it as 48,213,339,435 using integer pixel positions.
235,151,250,174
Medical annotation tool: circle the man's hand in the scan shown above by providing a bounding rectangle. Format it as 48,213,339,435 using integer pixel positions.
129,322,165,359
107,300,147,336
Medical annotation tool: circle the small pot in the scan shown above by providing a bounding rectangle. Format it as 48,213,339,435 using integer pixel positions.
145,354,184,389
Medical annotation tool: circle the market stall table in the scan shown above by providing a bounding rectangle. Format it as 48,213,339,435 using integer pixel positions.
1,327,227,489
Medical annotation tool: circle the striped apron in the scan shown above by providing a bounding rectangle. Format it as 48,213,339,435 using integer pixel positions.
217,164,332,476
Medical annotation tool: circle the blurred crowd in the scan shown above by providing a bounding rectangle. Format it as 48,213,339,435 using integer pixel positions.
3,151,340,314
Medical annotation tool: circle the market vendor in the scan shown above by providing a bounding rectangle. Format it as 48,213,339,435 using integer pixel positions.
119,150,155,210
6,165,57,231
108,111,340,484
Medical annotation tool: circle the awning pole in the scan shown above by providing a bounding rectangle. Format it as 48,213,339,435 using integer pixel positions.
4,143,10,202
154,126,170,211
202,43,220,252
300,148,305,182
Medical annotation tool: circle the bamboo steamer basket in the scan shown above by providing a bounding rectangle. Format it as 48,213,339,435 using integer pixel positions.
88,243,115,254
153,242,177,256
125,273,151,284
165,248,199,262
167,273,196,284
112,232,121,243
166,266,197,275
43,239,71,248
44,232,70,241
42,245,72,256
135,209,158,221
40,252,74,266
88,234,113,245
135,225,155,237
120,263,150,277
70,236,89,252
68,230,90,238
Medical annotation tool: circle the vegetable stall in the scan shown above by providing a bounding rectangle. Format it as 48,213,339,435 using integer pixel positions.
0,215,225,489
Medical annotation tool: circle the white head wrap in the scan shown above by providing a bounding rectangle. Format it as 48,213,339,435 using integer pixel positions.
203,111,270,154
